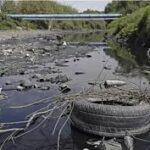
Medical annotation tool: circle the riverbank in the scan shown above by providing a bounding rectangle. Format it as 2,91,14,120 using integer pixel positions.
107,5,150,48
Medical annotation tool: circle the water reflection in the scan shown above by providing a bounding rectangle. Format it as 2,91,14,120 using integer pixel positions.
64,31,103,42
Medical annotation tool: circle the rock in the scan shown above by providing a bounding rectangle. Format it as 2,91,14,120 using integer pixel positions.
0,94,6,101
62,41,67,46
25,53,30,57
0,88,2,94
56,35,63,42
147,48,150,59
43,46,51,52
104,65,111,70
50,77,56,84
19,70,25,75
27,48,35,53
75,72,85,75
88,82,97,86
5,81,12,85
17,85,24,91
32,74,42,79
73,57,80,62
55,61,68,67
55,74,69,83
59,84,71,93
20,79,32,89
82,148,89,150
86,54,92,58
142,70,150,75
40,86,50,90
16,26,22,31
3,49,13,56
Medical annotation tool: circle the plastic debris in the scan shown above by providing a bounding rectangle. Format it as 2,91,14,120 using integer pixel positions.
87,138,122,150
124,135,134,150
104,80,126,88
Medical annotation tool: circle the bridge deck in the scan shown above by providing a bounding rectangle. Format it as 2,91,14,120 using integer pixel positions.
7,14,122,20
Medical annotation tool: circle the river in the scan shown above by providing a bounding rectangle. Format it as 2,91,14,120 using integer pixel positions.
0,31,150,150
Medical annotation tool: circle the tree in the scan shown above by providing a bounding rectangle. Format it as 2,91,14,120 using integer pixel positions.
105,1,150,15
1,0,16,13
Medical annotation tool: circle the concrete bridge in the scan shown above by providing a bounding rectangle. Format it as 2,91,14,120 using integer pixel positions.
7,14,122,21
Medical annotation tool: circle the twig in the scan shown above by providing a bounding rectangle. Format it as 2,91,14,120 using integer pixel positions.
57,103,74,150
0,121,28,126
0,128,24,134
9,95,55,109
14,105,56,139
52,101,69,135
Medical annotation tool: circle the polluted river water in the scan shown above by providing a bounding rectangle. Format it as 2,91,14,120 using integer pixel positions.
0,31,150,150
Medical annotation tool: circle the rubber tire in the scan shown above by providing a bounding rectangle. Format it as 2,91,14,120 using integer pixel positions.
71,100,150,137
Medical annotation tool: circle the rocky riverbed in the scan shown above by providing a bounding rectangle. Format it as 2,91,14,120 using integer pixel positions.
0,30,97,94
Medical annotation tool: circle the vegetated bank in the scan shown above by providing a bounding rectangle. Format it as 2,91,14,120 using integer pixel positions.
0,0,105,30
106,5,150,67
107,5,150,47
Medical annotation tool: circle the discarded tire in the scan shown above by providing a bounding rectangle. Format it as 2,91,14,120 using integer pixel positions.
71,100,150,137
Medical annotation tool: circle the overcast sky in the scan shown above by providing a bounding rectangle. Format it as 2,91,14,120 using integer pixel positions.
56,0,112,12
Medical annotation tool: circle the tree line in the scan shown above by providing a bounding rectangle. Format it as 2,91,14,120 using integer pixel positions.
105,1,150,15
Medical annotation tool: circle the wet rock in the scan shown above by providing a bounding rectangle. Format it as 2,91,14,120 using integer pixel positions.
75,72,85,75
62,41,67,46
20,79,33,89
19,70,25,75
40,86,50,90
50,77,56,84
73,57,80,62
3,85,17,91
44,74,52,81
59,84,71,93
55,61,69,67
27,48,35,53
32,74,42,79
55,74,69,83
5,81,12,85
0,94,6,101
142,70,150,75
86,54,92,58
104,65,111,70
16,26,23,30
3,49,13,56
0,88,2,94
88,82,97,86
17,85,24,91
56,35,63,42
42,46,51,52
25,53,30,58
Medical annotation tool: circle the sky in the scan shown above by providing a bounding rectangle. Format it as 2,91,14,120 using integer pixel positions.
56,0,112,12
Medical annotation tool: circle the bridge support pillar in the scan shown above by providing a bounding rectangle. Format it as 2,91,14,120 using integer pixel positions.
48,19,53,30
